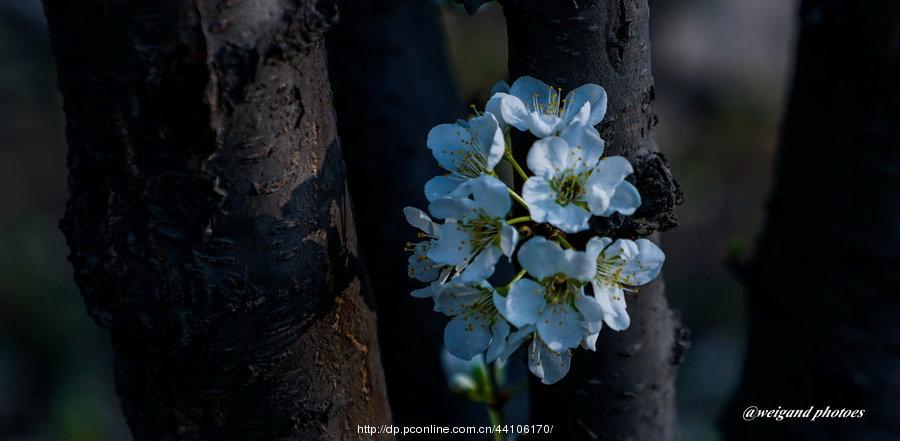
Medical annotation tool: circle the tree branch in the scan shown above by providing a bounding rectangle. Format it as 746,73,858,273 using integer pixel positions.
43,0,391,438
503,0,683,439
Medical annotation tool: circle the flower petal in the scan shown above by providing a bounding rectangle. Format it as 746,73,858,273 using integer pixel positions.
526,113,564,138
485,319,510,363
560,248,597,282
489,93,530,132
467,114,505,169
544,202,592,234
603,238,635,261
490,80,510,95
429,196,478,221
403,207,438,236
584,156,633,215
526,136,570,178
539,345,572,384
408,242,441,282
621,239,665,285
434,283,484,316
411,284,438,298
493,290,508,318
592,281,630,331
520,238,595,281
424,175,464,202
560,123,604,171
568,102,591,126
444,311,493,360
504,279,547,327
464,175,511,219
485,84,511,131
510,76,554,110
575,293,604,335
583,184,612,216
528,337,572,385
484,96,506,131
585,236,613,262
563,83,607,127
460,245,502,282
496,325,534,367
428,220,472,266
411,272,449,300
427,123,474,171
592,156,634,188
522,177,557,223
516,236,565,280
536,303,583,352
604,180,641,216
500,223,519,258
527,338,544,379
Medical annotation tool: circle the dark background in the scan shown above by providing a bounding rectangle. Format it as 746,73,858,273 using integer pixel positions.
0,0,795,439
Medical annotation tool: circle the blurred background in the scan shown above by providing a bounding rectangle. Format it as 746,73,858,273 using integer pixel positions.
0,0,795,439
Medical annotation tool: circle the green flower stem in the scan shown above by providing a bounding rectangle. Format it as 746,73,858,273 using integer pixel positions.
503,130,530,182
487,406,505,441
507,216,532,225
485,362,505,441
505,152,530,182
555,234,574,249
502,268,528,291
507,187,529,209
509,268,527,285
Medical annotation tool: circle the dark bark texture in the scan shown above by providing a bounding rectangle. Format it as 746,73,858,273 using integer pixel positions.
502,1,685,439
724,1,900,440
506,0,680,240
326,0,480,429
43,0,391,439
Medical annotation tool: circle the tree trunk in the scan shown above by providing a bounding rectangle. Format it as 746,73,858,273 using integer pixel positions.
724,1,900,439
502,1,685,439
43,1,391,439
326,0,480,428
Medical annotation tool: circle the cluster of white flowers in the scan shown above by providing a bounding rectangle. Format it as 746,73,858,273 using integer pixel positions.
405,77,665,384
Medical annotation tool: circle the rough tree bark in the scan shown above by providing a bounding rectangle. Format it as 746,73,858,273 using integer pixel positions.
325,0,477,428
501,1,685,439
42,1,391,439
724,1,900,440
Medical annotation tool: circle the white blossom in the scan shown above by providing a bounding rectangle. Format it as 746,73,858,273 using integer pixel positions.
425,115,505,201
522,123,641,233
584,237,665,342
427,175,518,283
499,237,603,354
405,75,670,388
486,76,607,137
436,282,510,362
